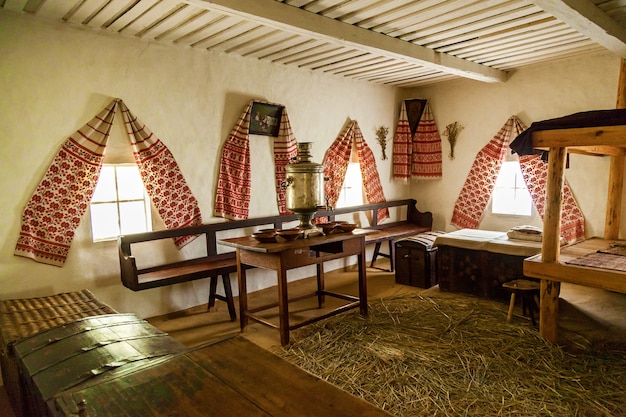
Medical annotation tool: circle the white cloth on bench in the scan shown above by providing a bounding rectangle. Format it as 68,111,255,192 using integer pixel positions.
434,229,542,257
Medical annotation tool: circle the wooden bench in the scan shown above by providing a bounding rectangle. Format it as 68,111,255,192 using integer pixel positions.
118,199,432,319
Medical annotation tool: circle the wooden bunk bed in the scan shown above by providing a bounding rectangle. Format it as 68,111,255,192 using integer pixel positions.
511,109,626,342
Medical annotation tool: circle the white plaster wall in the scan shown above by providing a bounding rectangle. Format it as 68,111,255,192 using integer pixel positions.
0,12,403,317
401,52,624,239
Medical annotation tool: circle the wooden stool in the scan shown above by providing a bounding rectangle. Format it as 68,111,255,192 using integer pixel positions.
502,279,540,325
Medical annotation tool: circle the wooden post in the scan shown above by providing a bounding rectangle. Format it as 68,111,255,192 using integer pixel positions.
539,146,566,342
605,59,626,240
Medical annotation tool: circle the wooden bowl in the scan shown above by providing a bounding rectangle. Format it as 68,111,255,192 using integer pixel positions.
338,223,357,233
275,228,302,241
252,231,276,243
321,222,340,235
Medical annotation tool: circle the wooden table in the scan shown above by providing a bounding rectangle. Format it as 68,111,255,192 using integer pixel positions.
219,231,368,345
48,335,393,417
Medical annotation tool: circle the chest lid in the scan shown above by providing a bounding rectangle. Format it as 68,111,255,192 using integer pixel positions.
14,314,186,401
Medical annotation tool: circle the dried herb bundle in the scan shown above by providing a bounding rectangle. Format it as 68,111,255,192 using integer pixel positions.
443,122,463,159
375,126,390,160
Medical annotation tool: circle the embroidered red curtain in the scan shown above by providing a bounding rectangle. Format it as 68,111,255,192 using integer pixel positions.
15,99,202,266
322,120,389,224
14,101,117,266
213,101,298,220
450,116,585,243
119,101,203,248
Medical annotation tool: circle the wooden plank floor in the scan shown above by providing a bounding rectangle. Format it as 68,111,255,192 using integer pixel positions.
145,260,626,351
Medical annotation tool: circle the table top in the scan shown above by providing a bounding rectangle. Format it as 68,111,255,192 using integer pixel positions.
219,229,368,253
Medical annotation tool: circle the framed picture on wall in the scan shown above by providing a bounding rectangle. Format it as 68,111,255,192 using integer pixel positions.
250,102,283,136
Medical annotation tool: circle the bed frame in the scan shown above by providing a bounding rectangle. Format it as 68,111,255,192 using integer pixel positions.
523,123,626,342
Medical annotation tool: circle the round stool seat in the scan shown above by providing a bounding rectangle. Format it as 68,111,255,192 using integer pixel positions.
502,279,540,325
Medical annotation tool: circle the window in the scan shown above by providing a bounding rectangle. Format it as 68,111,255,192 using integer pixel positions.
336,162,364,208
90,164,152,241
492,161,532,216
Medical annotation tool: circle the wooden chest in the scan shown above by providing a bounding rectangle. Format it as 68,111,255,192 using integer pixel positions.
13,313,186,417
435,230,542,301
46,335,393,417
0,290,118,417
394,232,445,288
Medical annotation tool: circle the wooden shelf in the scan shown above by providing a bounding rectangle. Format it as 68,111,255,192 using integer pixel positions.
524,237,626,293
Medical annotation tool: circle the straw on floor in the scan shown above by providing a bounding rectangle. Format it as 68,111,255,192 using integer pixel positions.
276,294,626,417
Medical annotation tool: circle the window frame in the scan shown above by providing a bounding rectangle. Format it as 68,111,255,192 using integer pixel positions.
90,163,152,242
491,160,533,217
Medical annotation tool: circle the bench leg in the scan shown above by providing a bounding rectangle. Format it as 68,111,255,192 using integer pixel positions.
222,274,237,321
388,240,395,272
208,276,218,310
370,241,394,272
208,274,237,321
370,242,382,268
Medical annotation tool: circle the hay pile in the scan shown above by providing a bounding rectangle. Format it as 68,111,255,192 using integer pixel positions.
276,294,626,417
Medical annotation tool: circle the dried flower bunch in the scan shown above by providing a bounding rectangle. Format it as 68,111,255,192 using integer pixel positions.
375,126,389,160
443,121,464,159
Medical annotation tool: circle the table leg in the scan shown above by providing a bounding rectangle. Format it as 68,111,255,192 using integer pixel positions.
277,265,290,345
316,260,325,308
358,242,368,316
237,250,248,333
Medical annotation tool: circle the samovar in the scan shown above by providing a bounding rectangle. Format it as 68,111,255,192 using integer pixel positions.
281,142,326,231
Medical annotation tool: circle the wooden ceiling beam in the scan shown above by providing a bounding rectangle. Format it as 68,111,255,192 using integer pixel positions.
185,0,508,83
532,0,626,57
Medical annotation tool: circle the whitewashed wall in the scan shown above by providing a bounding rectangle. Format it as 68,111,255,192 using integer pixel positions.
0,13,402,317
402,52,624,239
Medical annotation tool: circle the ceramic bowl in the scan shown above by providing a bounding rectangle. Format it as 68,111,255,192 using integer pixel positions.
252,231,277,243
275,228,302,241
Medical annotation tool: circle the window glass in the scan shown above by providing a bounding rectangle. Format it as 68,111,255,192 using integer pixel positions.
492,161,532,216
90,164,152,241
116,166,145,200
91,165,116,202
336,162,364,208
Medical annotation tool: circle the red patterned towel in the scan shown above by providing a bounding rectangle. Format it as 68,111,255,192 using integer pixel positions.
14,101,118,266
451,116,524,229
214,101,297,220
392,101,442,180
412,103,443,179
16,99,204,266
119,101,203,248
392,101,412,180
323,121,389,224
451,116,585,243
519,155,585,243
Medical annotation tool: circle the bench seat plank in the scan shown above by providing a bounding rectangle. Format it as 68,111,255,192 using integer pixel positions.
138,255,237,287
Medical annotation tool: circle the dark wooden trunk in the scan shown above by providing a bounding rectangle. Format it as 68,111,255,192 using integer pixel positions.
13,314,186,417
394,233,443,288
47,336,393,417
437,245,537,301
